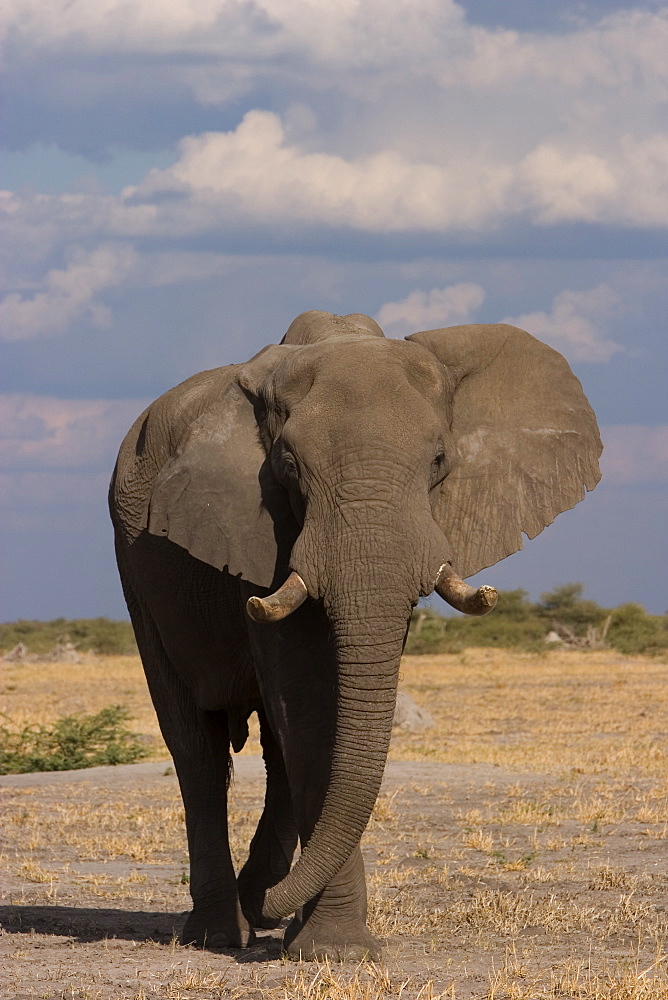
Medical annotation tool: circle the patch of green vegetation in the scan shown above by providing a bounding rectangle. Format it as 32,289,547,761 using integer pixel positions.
606,602,668,655
0,706,148,774
406,584,668,656
0,618,137,656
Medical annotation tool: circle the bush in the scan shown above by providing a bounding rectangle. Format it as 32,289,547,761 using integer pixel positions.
606,603,668,655
0,705,148,774
0,618,137,656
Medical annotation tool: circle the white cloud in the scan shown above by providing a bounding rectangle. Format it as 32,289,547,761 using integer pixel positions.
601,425,668,485
517,136,668,226
1,5,667,347
440,10,668,90
127,111,512,231
503,284,625,363
7,2,667,90
376,283,485,337
0,395,148,471
376,281,627,361
6,2,667,176
122,111,668,233
0,244,137,340
2,4,667,259
518,146,618,224
3,0,466,62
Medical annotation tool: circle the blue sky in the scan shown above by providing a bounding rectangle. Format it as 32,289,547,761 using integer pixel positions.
1,0,666,620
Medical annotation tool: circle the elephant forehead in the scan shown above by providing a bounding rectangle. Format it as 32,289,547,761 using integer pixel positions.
285,381,444,461
271,337,446,404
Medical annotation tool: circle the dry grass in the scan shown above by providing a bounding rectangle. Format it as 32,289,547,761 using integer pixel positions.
2,647,668,998
3,647,666,775
393,648,668,778
0,655,167,751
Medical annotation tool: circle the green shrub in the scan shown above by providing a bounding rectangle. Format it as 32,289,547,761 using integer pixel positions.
606,603,668,655
0,706,148,774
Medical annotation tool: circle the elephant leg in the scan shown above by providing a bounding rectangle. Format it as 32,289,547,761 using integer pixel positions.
282,844,379,961
237,709,298,929
120,576,253,950
247,606,380,960
178,709,254,949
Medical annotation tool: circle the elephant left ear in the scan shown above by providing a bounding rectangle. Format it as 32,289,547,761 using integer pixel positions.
407,323,602,579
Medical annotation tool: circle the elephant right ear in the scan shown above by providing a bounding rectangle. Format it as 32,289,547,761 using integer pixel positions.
408,323,603,579
147,348,297,589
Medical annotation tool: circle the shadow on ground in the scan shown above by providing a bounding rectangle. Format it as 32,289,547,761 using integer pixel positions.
0,905,284,961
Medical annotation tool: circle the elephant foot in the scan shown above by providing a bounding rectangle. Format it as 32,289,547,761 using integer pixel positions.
181,905,255,950
282,914,382,962
238,887,283,930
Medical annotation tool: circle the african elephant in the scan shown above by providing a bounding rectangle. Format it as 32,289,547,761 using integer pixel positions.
109,310,601,960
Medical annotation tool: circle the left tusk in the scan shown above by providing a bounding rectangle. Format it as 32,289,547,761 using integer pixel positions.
246,571,308,623
434,563,497,616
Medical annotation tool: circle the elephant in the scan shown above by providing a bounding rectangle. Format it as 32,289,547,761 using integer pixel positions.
109,310,601,960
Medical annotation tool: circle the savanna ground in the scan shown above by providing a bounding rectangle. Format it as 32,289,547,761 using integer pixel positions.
1,648,667,999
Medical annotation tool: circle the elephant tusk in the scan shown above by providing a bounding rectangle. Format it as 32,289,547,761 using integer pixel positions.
434,562,497,616
246,571,308,623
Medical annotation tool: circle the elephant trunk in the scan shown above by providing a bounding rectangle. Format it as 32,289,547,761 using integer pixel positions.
261,534,417,922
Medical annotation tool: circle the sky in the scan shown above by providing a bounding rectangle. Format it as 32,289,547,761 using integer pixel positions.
1,0,667,621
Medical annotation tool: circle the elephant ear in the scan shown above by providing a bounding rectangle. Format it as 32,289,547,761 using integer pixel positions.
407,323,602,579
147,346,297,589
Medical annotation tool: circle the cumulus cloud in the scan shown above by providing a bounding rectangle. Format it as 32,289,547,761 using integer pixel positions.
439,10,668,90
601,425,668,485
1,108,657,253
503,284,624,363
6,1,667,89
376,283,485,336
119,111,667,233
5,1,666,175
0,395,147,470
2,4,667,348
126,111,512,231
0,244,137,340
517,137,668,226
3,0,467,62
376,281,626,361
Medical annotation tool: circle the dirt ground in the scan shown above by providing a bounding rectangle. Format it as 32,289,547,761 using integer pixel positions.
2,650,668,998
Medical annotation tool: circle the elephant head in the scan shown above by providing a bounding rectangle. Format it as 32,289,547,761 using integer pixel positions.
146,310,601,921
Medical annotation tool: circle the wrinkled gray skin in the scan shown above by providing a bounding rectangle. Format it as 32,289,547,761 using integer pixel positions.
110,311,601,960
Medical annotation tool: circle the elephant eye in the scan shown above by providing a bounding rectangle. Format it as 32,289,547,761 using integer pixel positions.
270,440,299,485
280,447,300,482
430,451,448,488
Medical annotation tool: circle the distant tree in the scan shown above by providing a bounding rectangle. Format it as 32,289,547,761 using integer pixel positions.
537,584,608,632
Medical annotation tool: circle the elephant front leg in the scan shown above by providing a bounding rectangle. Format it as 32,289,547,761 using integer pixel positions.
120,585,253,950
282,845,380,961
248,607,382,960
178,720,255,950
237,709,298,929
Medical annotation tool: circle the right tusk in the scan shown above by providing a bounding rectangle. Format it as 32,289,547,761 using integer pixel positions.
434,562,497,616
246,571,308,623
